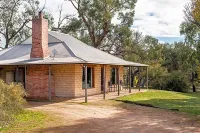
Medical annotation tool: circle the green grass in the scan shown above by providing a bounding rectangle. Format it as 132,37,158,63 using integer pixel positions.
1,110,50,132
119,90,200,116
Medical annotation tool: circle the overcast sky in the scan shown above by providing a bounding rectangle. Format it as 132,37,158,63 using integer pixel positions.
40,0,190,43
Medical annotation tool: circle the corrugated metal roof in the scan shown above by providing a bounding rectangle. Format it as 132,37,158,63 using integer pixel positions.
21,34,61,44
0,43,73,60
0,31,148,67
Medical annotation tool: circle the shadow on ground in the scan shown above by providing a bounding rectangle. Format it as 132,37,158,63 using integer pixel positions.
38,109,200,133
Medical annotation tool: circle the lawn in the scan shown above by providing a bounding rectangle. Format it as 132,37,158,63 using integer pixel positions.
118,90,200,116
1,110,52,132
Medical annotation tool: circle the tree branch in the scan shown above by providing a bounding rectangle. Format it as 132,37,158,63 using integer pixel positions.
8,19,30,43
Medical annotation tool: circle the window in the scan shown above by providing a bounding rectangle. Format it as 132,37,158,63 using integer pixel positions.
82,67,94,88
6,71,14,84
111,68,117,84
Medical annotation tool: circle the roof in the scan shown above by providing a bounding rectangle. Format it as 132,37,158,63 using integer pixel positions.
0,31,148,67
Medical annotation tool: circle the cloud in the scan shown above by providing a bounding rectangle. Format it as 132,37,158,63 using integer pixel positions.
132,0,190,38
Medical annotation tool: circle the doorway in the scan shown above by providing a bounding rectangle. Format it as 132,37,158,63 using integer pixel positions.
15,67,25,87
101,67,104,92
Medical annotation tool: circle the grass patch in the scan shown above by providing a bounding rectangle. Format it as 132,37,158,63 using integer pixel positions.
118,90,200,116
1,110,51,132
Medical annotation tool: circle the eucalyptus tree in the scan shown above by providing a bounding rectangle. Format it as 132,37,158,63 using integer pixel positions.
65,0,137,48
0,0,54,48
0,0,39,48
184,0,200,28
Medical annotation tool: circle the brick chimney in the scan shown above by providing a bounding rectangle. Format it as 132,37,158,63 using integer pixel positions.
31,11,49,58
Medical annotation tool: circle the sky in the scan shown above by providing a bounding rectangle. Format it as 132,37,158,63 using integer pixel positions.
131,0,190,43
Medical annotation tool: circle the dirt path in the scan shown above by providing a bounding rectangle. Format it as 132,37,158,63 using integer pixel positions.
28,100,200,133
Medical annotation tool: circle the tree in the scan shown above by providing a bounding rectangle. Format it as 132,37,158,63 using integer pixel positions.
180,22,200,63
180,22,200,46
184,0,200,28
43,11,55,30
143,35,164,64
0,0,54,49
65,0,137,48
0,0,40,48
52,3,73,31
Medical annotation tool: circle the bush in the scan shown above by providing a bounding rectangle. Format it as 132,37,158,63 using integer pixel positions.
152,71,190,92
165,71,190,92
149,64,168,89
0,80,26,128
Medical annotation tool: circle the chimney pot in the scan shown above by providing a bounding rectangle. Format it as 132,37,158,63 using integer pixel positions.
39,11,43,19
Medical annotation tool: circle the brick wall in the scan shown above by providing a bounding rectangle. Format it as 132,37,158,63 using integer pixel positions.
26,65,54,99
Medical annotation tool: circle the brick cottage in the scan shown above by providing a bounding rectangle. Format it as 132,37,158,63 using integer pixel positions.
0,12,148,101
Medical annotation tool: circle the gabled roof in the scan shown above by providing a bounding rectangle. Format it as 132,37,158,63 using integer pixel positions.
0,31,148,67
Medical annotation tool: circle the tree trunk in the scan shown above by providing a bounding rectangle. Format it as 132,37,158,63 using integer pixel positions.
193,84,196,92
5,37,9,49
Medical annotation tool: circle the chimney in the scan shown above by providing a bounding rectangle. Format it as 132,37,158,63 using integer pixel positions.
30,11,49,58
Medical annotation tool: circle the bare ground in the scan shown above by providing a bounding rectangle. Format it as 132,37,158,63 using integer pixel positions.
28,100,200,133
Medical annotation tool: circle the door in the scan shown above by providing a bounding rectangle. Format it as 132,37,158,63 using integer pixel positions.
101,67,104,92
15,68,25,87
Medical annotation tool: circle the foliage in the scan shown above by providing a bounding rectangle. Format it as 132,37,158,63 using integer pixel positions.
0,80,26,128
184,0,200,28
43,11,55,30
102,26,144,58
148,64,168,90
119,90,200,115
165,71,190,92
150,69,190,92
163,42,198,72
180,22,199,46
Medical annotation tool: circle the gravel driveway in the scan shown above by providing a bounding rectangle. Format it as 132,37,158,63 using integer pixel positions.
28,100,200,133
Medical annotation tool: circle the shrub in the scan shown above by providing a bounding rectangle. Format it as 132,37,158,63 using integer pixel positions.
149,64,190,92
165,71,190,92
0,80,26,128
148,64,168,89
